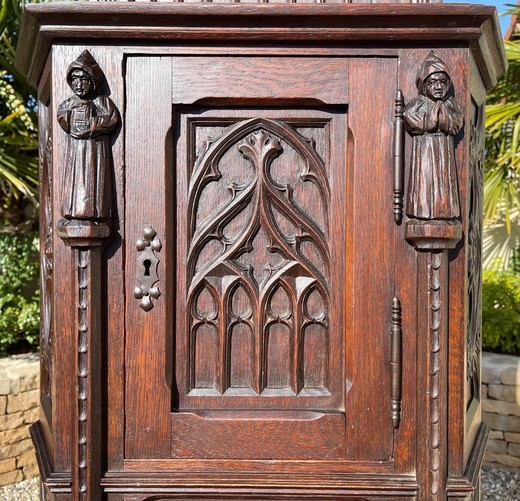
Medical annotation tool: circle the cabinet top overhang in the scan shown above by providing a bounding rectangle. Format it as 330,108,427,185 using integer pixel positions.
17,2,506,89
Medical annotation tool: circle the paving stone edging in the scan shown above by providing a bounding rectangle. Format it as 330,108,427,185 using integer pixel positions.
0,354,39,486
0,352,519,487
482,352,520,470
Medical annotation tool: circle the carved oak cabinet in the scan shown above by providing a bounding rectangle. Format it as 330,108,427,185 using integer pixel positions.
17,2,506,500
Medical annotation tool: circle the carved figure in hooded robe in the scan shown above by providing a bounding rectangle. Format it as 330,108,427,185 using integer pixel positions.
404,52,464,221
57,50,119,220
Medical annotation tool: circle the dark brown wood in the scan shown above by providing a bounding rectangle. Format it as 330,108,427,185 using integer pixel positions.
16,4,505,88
18,2,506,500
390,297,402,429
53,50,116,501
124,55,172,459
394,90,405,224
404,52,464,223
414,250,449,500
346,56,396,462
55,222,109,500
38,62,53,433
57,50,119,221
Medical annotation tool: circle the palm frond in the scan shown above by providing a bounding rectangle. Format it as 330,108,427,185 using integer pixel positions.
484,20,520,266
0,1,39,207
483,207,520,270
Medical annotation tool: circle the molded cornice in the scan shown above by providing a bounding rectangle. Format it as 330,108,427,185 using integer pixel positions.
16,3,506,89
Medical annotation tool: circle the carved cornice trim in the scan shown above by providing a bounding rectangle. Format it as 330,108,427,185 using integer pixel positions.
17,3,506,88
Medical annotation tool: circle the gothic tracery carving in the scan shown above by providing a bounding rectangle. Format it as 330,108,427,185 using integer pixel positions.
467,101,484,407
40,134,53,406
187,118,331,396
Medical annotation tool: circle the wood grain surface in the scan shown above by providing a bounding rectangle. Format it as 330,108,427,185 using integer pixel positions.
23,4,506,499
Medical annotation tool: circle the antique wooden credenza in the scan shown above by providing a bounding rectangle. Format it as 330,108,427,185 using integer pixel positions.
17,2,506,499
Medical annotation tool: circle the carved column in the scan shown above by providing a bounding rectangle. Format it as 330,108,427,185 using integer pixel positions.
407,225,459,500
408,234,461,500
413,247,450,500
55,50,119,500
57,220,109,501
404,52,464,500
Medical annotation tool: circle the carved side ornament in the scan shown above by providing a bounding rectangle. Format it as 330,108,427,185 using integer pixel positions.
57,49,119,234
404,51,463,250
402,52,465,500
55,51,119,501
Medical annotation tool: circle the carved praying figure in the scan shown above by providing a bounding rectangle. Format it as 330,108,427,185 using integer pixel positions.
57,50,119,220
404,51,464,221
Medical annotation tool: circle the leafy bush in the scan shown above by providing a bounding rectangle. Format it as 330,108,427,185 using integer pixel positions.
0,232,39,355
482,269,520,356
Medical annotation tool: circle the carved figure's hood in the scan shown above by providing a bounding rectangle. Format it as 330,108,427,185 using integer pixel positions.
416,51,452,93
66,50,104,91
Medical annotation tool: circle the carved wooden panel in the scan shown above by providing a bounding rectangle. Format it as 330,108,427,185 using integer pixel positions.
39,99,53,418
466,98,484,409
124,56,396,463
176,109,344,411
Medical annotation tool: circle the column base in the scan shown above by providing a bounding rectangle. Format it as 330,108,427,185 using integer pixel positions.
405,219,462,250
57,218,110,247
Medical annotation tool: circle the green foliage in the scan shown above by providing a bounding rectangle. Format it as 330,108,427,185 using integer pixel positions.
483,11,520,269
0,232,39,355
0,0,39,224
482,268,520,356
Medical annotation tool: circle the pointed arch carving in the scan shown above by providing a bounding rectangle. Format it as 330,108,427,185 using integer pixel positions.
186,117,331,397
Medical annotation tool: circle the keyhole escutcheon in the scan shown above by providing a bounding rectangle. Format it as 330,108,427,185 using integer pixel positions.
143,258,152,277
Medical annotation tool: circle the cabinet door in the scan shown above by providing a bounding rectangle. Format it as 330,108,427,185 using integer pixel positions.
125,55,397,463
172,106,345,459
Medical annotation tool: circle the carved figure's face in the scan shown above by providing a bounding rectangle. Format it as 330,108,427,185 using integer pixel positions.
70,69,93,98
424,72,449,101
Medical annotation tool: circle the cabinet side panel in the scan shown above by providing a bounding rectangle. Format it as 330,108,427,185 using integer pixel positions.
444,48,472,477
39,60,53,436
462,52,487,469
